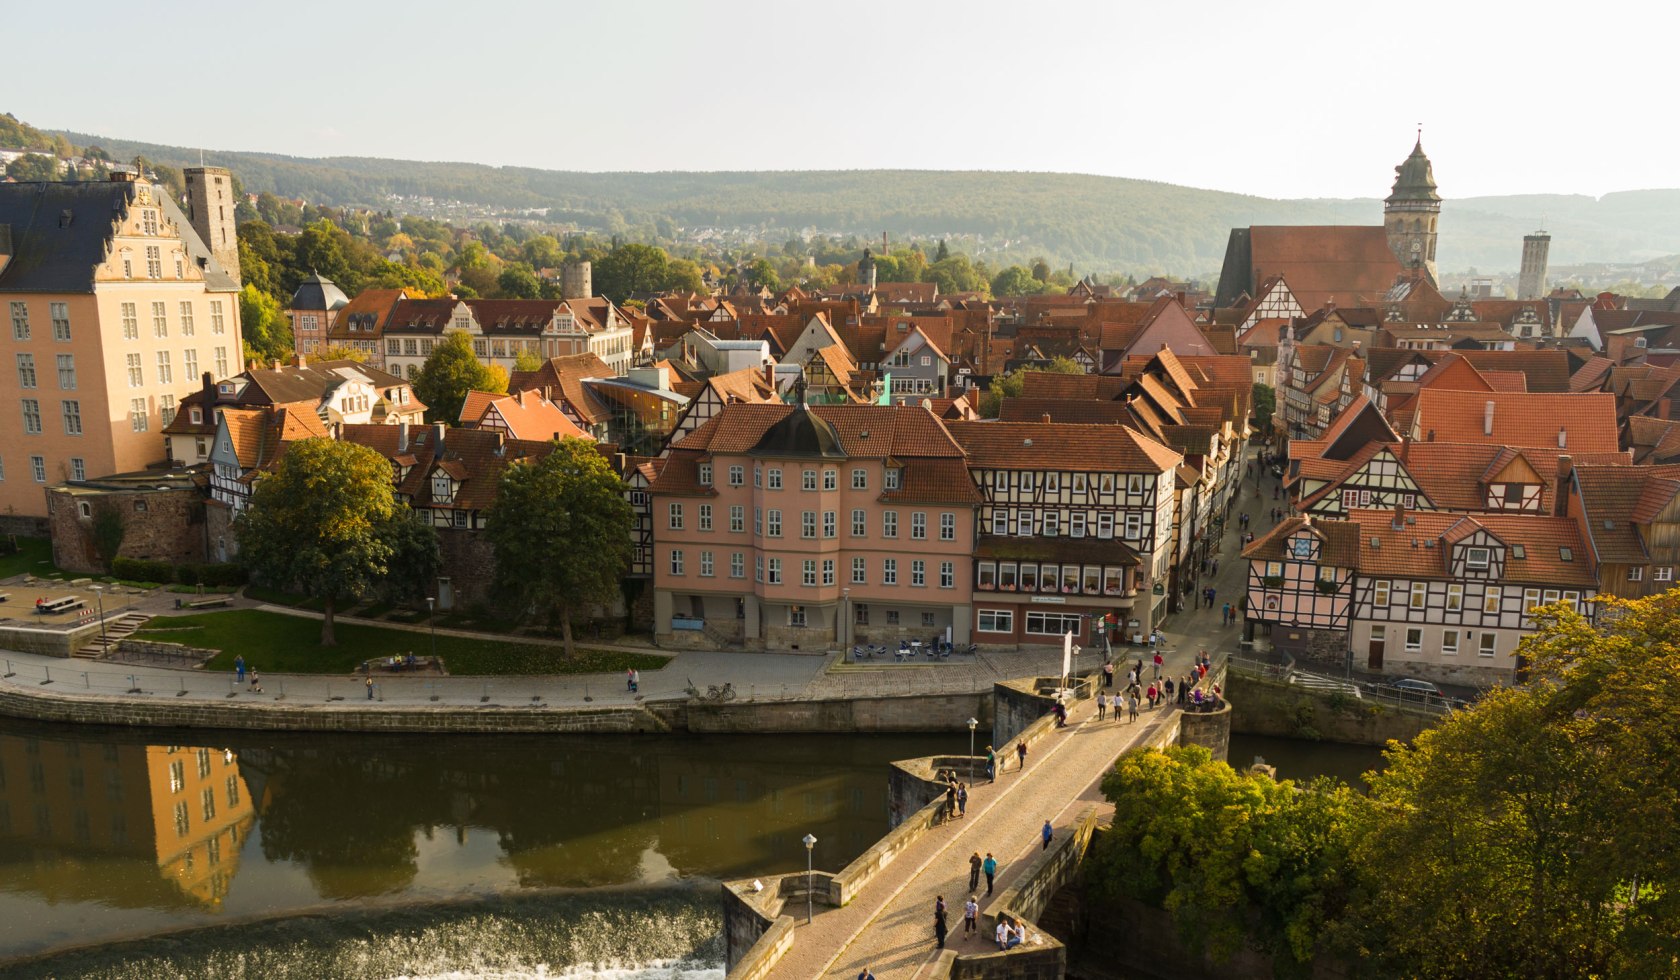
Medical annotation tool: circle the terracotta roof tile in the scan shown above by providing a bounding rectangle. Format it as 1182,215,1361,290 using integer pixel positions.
1346,508,1596,585
1410,390,1619,453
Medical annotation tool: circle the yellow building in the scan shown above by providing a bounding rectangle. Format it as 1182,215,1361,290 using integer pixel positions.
0,167,243,520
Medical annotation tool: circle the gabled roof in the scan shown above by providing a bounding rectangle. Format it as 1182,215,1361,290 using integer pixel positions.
1347,507,1594,585
472,389,592,442
1410,390,1619,453
947,421,1182,473
1238,225,1406,312
508,353,615,424
1242,515,1362,567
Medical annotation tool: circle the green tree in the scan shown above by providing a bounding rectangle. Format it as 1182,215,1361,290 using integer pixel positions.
1030,257,1052,282
236,439,397,646
316,344,369,363
980,359,1084,417
594,243,669,302
1251,382,1276,433
240,284,291,365
293,219,354,291
413,330,506,423
935,239,950,261
4,153,61,182
662,258,707,294
925,255,988,296
497,263,543,299
990,265,1042,297
483,438,633,657
745,258,780,291
376,509,442,604
513,348,545,374
89,503,126,572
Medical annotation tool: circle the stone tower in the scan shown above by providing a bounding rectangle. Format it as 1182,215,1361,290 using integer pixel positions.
1383,136,1441,286
857,248,877,290
1518,231,1550,301
561,260,592,299
183,166,240,285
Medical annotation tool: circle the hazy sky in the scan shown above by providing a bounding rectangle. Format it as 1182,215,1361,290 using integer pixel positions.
10,0,1675,200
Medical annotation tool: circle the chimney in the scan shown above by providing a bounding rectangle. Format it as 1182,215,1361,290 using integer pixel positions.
1557,426,1567,449
1555,454,1574,517
271,359,282,371
398,423,409,453
1392,502,1407,530
1176,290,1186,306
1483,400,1495,437
432,422,445,454
293,352,308,369
202,372,216,401
1041,413,1053,424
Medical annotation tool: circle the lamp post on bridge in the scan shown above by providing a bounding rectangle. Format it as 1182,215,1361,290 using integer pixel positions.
426,596,438,665
89,584,106,651
841,587,850,660
802,833,817,924
967,717,978,782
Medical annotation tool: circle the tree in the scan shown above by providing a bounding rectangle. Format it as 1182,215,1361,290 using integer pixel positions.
294,219,354,291
1251,382,1276,433
483,438,633,657
89,503,126,572
925,255,988,296
240,284,291,365
376,510,442,604
4,153,61,182
594,243,670,302
980,359,1085,417
413,330,506,423
1030,258,1052,282
513,348,545,374
236,439,397,646
745,258,780,291
935,239,950,261
662,258,707,295
316,344,369,363
990,265,1042,297
496,263,543,299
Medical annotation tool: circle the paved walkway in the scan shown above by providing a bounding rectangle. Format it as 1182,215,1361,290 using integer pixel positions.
761,451,1269,979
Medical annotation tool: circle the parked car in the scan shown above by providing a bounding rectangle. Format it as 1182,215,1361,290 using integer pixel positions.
1389,678,1443,698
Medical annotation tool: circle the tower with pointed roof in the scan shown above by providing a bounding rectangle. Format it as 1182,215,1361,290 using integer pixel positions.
1384,133,1441,286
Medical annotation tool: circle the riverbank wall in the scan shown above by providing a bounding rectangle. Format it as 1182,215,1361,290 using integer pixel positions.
1226,672,1440,745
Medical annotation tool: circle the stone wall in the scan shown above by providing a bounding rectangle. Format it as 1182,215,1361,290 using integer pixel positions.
0,514,50,539
991,677,1058,752
888,754,984,828
112,639,218,666
47,486,210,575
688,691,991,735
1178,701,1232,762
436,528,497,607
1228,672,1439,746
0,621,104,658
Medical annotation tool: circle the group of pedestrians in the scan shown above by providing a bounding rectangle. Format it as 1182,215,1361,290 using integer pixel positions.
233,655,262,693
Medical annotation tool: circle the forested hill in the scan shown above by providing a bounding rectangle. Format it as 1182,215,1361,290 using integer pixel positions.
52,127,1680,274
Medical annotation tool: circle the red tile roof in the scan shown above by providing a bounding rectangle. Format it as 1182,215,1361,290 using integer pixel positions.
1410,390,1620,453
1346,508,1596,585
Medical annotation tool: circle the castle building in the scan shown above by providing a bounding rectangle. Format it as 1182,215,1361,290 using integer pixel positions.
1518,232,1551,301
0,170,242,522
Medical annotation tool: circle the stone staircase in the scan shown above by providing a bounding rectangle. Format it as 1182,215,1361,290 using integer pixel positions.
73,612,152,660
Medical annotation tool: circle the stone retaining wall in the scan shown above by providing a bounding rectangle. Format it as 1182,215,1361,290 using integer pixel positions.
1228,673,1437,746
112,639,219,665
0,620,104,658
689,690,991,734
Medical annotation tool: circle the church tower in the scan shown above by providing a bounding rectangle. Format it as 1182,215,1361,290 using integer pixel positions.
183,166,240,286
1518,231,1550,300
1384,135,1441,286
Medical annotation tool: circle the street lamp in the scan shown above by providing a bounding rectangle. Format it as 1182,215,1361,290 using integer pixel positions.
841,587,851,659
90,584,106,650
802,833,817,923
426,596,437,664
967,717,978,782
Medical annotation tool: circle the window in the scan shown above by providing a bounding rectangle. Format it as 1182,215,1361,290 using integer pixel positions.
1026,611,1083,636
1483,586,1503,613
151,301,167,337
728,465,744,487
767,558,780,584
668,503,684,530
992,470,1007,492
940,561,954,588
179,302,195,336
56,354,74,389
823,469,837,491
21,399,40,435
1442,630,1459,655
884,468,901,490
698,503,712,531
1465,547,1490,571
801,511,816,539
156,350,172,385
851,508,866,536
126,353,143,387
992,510,1008,535
730,505,744,532
1629,566,1644,582
883,559,897,585
9,302,29,340
754,507,763,534
30,455,45,483
1405,628,1423,652
911,512,927,540
1563,590,1579,612
473,339,487,357
1409,582,1427,609
210,301,226,335
854,603,870,625
883,511,898,537
1479,633,1497,658
1072,473,1087,494
1657,567,1674,582
852,468,868,489
823,511,836,538
184,349,198,379
911,560,926,586
801,469,816,491
670,550,684,575
699,551,714,577
730,552,745,578
1016,511,1034,536
212,346,228,377
822,559,835,586
1543,588,1561,607
403,338,418,356
698,463,712,486
767,509,781,536
979,609,1014,633
887,610,899,625
1124,513,1144,539
802,560,817,586
1446,584,1463,611
852,557,867,584
15,354,35,389
768,468,782,489
1374,580,1391,605
62,400,82,435
1042,512,1059,536
940,512,955,541
754,465,762,488
788,607,807,628
977,562,996,589
50,302,69,341
1045,473,1059,493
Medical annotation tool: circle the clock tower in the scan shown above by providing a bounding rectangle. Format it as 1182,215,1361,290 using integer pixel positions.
1384,133,1441,286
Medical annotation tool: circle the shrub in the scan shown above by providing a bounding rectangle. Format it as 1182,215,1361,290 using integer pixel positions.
192,563,248,587
111,556,174,583
177,565,200,586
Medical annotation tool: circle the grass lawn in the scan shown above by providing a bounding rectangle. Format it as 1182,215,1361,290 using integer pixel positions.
0,537,60,579
136,609,669,676
242,584,328,611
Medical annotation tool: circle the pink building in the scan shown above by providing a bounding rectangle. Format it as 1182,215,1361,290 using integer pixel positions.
650,400,978,651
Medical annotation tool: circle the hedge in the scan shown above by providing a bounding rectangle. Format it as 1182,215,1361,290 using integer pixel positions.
109,557,247,588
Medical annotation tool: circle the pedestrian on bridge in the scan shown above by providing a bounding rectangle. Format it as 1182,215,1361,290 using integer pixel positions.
969,851,983,892
934,895,948,949
1015,740,1027,771
964,895,979,938
235,655,245,683
983,852,998,894
1096,694,1106,721
1042,820,1053,850
957,783,968,818
857,969,875,980
985,746,996,782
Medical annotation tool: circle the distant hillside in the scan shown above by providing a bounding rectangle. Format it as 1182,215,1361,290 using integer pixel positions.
52,126,1680,274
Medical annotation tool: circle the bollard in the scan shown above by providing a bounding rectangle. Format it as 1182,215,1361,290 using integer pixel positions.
178,677,187,697
3,659,12,678
481,681,489,703
583,682,592,703
83,671,89,689
40,666,52,686
128,674,141,695
429,681,438,703
277,678,285,700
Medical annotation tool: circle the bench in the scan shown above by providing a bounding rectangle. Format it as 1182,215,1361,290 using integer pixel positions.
35,597,85,615
176,596,233,610
0,593,10,602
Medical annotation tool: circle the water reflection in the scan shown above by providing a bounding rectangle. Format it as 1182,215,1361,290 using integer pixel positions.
0,720,962,962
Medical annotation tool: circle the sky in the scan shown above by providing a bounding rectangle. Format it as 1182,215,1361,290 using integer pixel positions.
10,0,1677,201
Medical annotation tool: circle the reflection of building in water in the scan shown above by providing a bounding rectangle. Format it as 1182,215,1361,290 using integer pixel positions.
0,730,254,907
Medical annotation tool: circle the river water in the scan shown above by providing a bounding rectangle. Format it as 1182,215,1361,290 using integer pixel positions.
0,719,967,978
1226,732,1389,790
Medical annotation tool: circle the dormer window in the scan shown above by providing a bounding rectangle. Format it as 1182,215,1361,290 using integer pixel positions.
190,407,202,424
432,471,453,503
884,467,901,491
698,463,712,486
1465,547,1490,570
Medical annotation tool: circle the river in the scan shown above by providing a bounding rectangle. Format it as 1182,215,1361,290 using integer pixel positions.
1227,732,1389,790
0,719,968,978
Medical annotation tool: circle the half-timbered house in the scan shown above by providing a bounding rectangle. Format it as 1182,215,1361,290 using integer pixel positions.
1241,515,1362,663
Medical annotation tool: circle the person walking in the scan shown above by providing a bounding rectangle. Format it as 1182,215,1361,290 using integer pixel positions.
985,745,996,782
1222,601,1232,626
1164,676,1175,702
1153,650,1163,678
1128,692,1140,722
1147,682,1158,709
626,668,635,693
969,851,983,892
365,676,374,700
1016,740,1027,771
934,895,948,949
964,895,979,938
1096,693,1106,721
249,670,261,693
1103,661,1114,687
1042,820,1053,851
945,781,957,821
235,655,246,684
858,968,876,980
983,852,998,894
957,782,968,818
